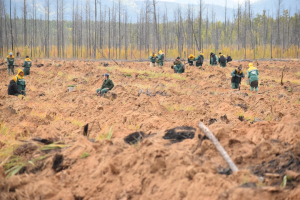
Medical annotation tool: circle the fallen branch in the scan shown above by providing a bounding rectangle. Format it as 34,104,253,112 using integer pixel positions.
198,122,239,173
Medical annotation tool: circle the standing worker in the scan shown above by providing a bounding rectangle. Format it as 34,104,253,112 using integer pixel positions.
218,52,227,67
12,69,26,96
195,51,204,67
7,52,15,75
188,54,195,66
149,52,157,67
209,52,218,66
22,56,32,76
157,50,164,66
231,66,245,89
97,73,114,96
247,63,259,92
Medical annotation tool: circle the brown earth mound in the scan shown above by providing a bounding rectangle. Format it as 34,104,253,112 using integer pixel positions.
0,59,300,199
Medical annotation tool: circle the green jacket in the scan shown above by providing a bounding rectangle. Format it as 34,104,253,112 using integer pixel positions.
210,54,218,66
231,70,245,83
218,56,227,67
149,56,156,63
158,54,164,62
247,68,259,83
174,64,184,73
7,56,15,66
100,78,114,90
22,59,32,68
195,55,204,66
16,76,26,92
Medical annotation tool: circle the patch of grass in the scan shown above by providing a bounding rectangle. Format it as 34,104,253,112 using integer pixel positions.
67,74,77,81
295,72,300,77
3,155,34,177
163,104,195,112
265,114,273,121
236,111,244,117
3,155,48,177
81,152,90,158
71,120,84,127
244,115,255,122
126,73,132,76
270,98,278,102
290,80,300,84
295,100,300,104
31,111,46,119
96,126,114,140
40,143,70,151
57,71,64,76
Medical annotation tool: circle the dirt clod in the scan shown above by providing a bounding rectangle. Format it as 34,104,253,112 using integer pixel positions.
124,131,145,144
163,126,195,143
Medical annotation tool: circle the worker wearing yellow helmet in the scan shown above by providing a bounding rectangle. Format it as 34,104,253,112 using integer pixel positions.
247,63,259,92
149,52,157,67
188,54,195,66
157,50,164,66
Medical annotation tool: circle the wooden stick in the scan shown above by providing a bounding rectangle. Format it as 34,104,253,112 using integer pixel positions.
198,122,239,173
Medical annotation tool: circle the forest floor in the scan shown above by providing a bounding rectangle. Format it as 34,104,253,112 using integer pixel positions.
1,58,300,200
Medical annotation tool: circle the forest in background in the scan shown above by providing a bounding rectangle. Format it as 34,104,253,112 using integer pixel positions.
0,0,299,60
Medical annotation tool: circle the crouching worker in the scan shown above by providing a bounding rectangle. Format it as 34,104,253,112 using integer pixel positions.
231,66,245,89
23,56,32,76
97,73,114,96
149,52,157,67
11,69,26,96
8,79,22,96
188,54,195,66
247,63,259,92
173,57,185,73
195,51,204,67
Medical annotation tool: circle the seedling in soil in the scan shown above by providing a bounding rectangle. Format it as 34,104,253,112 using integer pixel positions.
265,115,273,121
280,175,292,189
81,152,90,159
96,126,114,140
3,155,49,178
40,143,70,151
4,156,34,177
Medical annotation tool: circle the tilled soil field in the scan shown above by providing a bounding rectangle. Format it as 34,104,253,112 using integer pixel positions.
1,58,300,200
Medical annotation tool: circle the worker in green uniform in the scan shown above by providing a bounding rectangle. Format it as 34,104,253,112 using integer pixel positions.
157,50,164,66
7,52,15,75
209,52,218,66
218,52,227,67
97,73,114,96
188,54,195,66
231,66,245,89
22,56,32,76
195,51,204,67
247,63,259,92
12,69,26,96
149,52,157,67
173,57,185,73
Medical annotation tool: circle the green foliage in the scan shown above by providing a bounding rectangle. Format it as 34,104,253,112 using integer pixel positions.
71,120,84,127
280,175,292,189
40,143,70,151
4,155,49,177
96,126,114,140
81,152,90,158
